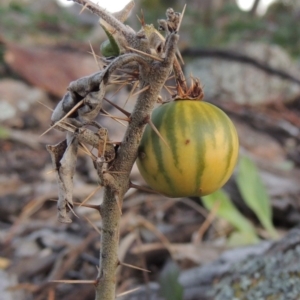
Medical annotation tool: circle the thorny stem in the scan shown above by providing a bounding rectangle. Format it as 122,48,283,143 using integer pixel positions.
173,57,188,94
72,0,130,35
49,2,182,299
67,53,149,98
72,0,188,95
95,33,179,300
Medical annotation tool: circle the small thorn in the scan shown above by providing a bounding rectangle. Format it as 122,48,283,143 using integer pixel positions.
177,4,187,33
109,79,127,85
87,51,101,59
167,74,175,81
83,215,102,235
119,262,151,273
48,198,58,202
129,182,160,194
67,202,79,219
111,81,128,96
136,9,145,26
79,2,89,15
116,287,141,298
103,171,127,174
148,119,171,149
106,141,122,145
124,46,164,62
163,84,174,95
120,68,139,78
89,41,102,70
165,85,176,90
79,142,96,160
46,169,56,175
37,101,53,111
131,85,150,98
40,100,84,137
47,199,100,211
136,14,142,24
79,185,102,207
123,80,139,108
103,97,131,117
50,280,95,285
75,202,100,210
100,109,127,127
175,4,186,66
114,192,122,215
99,112,130,122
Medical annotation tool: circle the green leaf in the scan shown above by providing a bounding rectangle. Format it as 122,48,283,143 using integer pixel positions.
159,261,183,300
202,189,259,245
227,231,259,247
236,156,278,239
100,24,120,57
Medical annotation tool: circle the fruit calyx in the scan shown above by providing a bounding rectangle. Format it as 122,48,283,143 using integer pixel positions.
174,77,204,101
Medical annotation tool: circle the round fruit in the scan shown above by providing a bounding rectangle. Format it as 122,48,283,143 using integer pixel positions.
136,100,239,197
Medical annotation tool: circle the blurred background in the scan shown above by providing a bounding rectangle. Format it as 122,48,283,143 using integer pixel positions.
0,0,300,299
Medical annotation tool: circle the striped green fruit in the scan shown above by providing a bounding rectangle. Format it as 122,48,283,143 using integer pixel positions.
136,100,239,197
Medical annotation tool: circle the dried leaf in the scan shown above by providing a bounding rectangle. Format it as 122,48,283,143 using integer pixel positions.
78,81,105,121
47,134,79,223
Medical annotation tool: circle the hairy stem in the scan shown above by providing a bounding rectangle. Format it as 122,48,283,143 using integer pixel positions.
173,57,187,94
95,33,179,300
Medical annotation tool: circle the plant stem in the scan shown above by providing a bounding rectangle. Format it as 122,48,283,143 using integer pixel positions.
173,57,187,94
95,188,121,300
95,33,179,300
